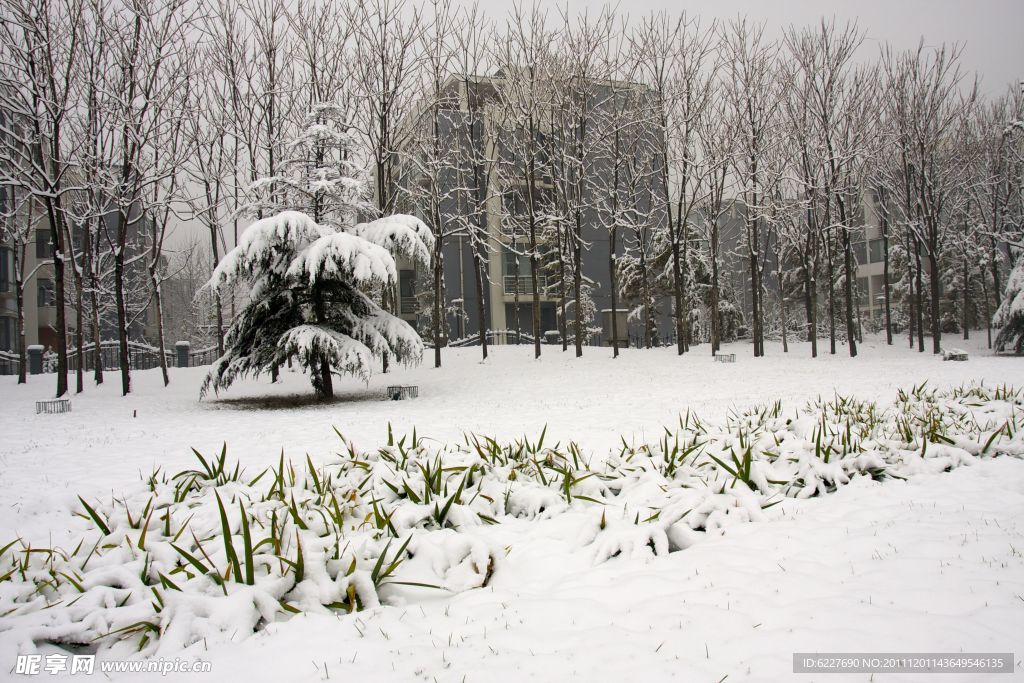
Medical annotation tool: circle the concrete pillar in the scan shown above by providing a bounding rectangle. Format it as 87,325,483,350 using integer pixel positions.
175,341,190,368
27,345,44,375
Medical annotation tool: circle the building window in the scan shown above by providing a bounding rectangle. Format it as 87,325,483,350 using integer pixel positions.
502,247,530,276
37,278,55,307
0,247,10,293
399,269,416,315
36,229,51,259
853,241,867,266
0,316,12,351
856,276,868,306
869,239,884,263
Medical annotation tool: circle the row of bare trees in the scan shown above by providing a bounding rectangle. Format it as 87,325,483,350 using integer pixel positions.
2,0,1022,400
398,5,1022,367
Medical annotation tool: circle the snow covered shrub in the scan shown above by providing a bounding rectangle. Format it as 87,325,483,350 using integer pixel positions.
202,211,433,398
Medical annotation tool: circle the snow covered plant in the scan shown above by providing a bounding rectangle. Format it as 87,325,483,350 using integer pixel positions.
201,210,434,398
2,383,1022,660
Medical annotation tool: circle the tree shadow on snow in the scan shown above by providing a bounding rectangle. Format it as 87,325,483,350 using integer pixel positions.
205,389,382,412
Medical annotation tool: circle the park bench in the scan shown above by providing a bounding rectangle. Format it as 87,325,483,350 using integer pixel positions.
385,385,419,400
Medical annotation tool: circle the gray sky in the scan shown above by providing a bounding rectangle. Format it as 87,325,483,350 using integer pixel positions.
479,0,1022,96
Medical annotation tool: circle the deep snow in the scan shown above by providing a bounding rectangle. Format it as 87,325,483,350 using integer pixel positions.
1,333,1023,681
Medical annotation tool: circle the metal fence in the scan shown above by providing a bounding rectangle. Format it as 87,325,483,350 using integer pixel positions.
46,341,174,373
0,350,19,376
0,340,221,376
447,329,605,348
187,346,220,367
68,342,173,373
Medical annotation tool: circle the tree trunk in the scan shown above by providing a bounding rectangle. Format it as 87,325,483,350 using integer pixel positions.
749,242,761,357
827,248,836,355
433,237,443,368
152,274,169,386
15,248,26,385
90,276,102,384
681,230,690,353
114,221,131,396
573,215,583,358
981,268,992,349
512,249,521,344
75,275,84,393
639,239,653,349
557,236,567,351
803,265,814,343
809,272,818,358
66,220,84,393
319,356,333,399
962,253,970,341
529,233,541,360
711,221,721,355
609,226,619,358
914,239,925,353
87,217,103,385
472,245,488,360
44,197,69,397
882,223,893,346
841,226,857,357
990,236,1001,309
778,267,788,353
671,232,684,355
908,255,916,349
928,248,941,354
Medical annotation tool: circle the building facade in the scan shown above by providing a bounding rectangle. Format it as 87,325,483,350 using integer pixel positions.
397,72,672,348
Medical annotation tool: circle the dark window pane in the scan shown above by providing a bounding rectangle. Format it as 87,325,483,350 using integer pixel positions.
36,230,50,259
853,241,867,265
399,269,415,297
0,247,9,292
869,239,884,263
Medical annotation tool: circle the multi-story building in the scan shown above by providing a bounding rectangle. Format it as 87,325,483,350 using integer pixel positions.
855,193,894,323
396,72,672,347
395,76,898,350
0,190,159,356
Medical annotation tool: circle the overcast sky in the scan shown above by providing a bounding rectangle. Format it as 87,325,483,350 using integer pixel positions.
475,0,1022,96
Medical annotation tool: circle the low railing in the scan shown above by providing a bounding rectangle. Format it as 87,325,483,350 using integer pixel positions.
448,329,537,347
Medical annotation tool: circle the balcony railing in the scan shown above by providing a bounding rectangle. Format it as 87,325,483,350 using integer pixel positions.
400,296,418,315
503,275,547,295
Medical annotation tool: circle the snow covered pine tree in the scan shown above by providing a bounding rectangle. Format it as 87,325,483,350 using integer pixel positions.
994,253,1024,354
201,211,433,398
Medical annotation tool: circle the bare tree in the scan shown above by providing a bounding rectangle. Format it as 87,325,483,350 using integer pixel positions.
0,183,43,383
784,20,877,357
451,2,493,360
403,0,459,367
0,0,84,397
491,2,557,359
722,17,780,357
882,41,976,354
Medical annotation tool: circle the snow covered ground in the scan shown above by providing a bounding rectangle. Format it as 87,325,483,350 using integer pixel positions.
1,333,1024,681
92,456,1024,683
